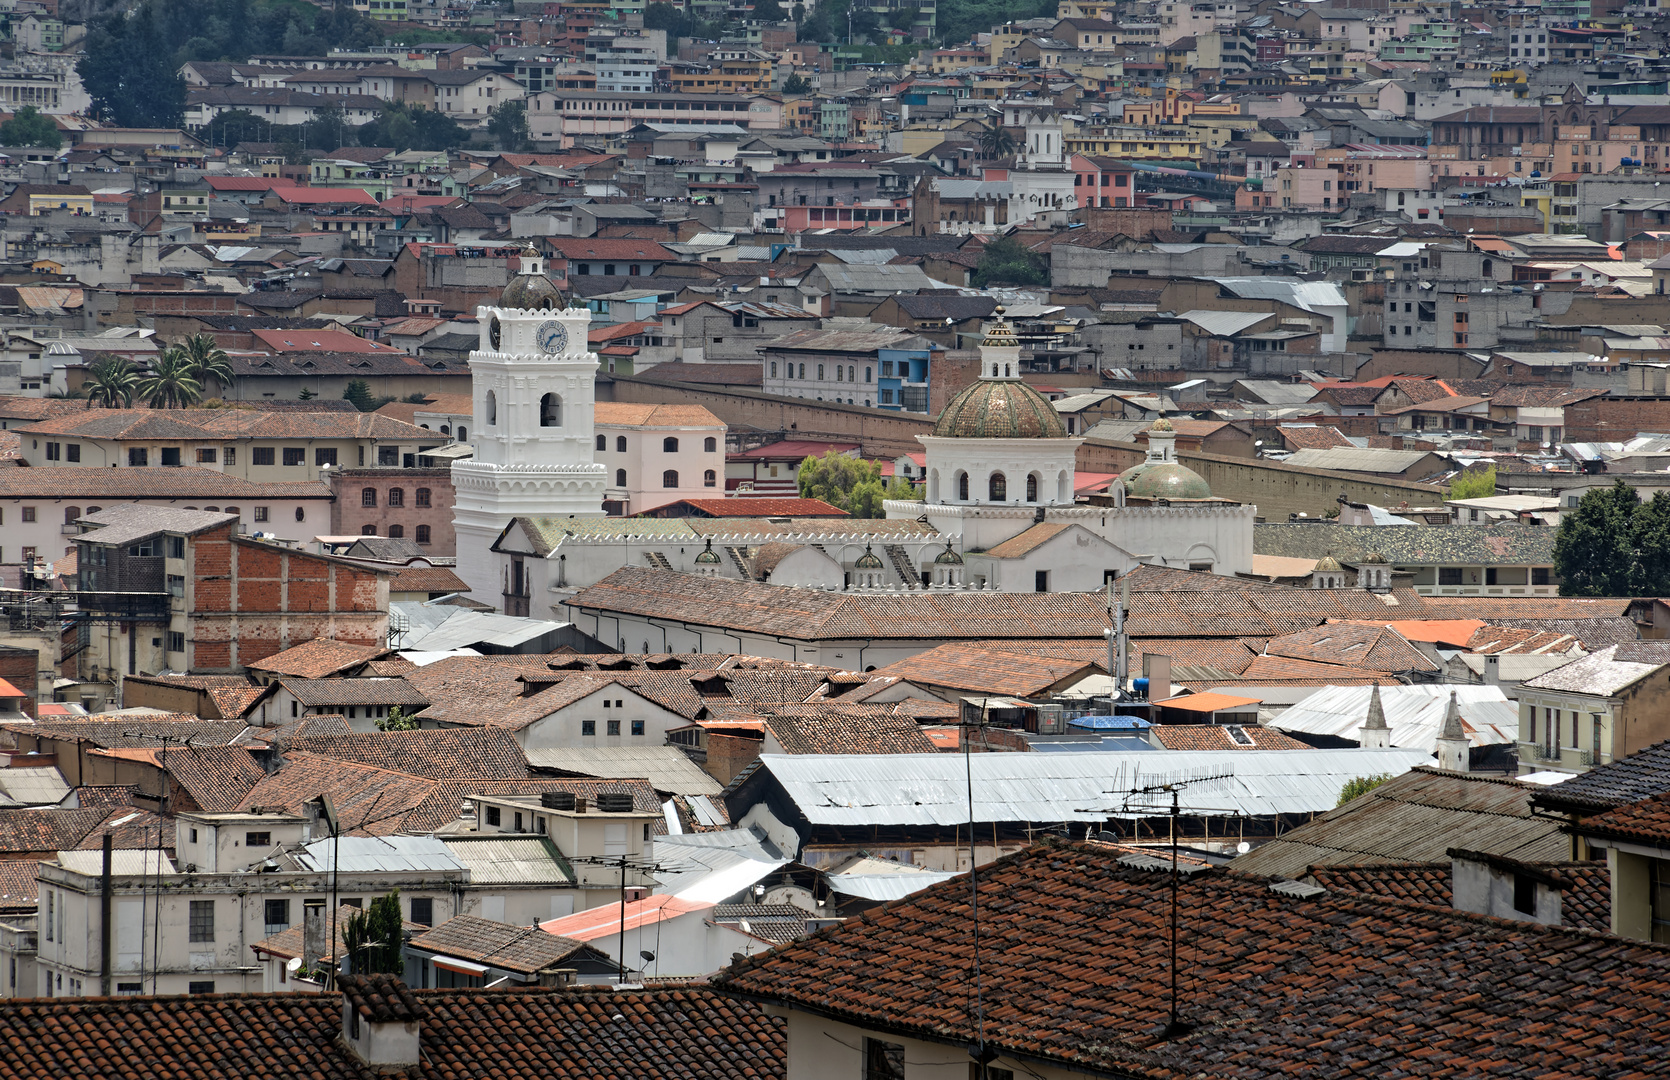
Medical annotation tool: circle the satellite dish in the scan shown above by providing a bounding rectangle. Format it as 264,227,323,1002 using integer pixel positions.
286,957,303,973
1237,842,1252,855
640,950,656,962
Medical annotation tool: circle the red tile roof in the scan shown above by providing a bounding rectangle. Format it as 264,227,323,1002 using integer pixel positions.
716,840,1670,1078
245,638,392,679
1576,789,1670,847
0,985,782,1079
282,728,530,779
647,498,849,518
1309,860,1611,932
1150,723,1309,750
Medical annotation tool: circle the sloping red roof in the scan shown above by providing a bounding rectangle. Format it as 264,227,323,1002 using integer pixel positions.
648,498,849,518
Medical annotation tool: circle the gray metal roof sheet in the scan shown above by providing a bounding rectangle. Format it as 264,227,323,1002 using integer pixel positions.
827,869,960,901
56,850,175,876
0,768,70,807
441,836,573,885
1178,310,1274,337
525,746,721,796
1282,447,1434,471
1268,684,1518,749
749,749,1430,825
296,835,465,874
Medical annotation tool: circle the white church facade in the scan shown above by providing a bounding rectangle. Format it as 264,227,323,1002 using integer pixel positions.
451,263,1255,620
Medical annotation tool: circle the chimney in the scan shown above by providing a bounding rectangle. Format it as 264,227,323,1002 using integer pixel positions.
1142,653,1171,703
537,967,579,988
1359,682,1391,750
1483,654,1500,686
1435,689,1470,773
340,974,425,1071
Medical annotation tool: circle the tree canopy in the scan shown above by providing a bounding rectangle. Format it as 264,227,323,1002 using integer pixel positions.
0,107,63,149
1552,479,1670,597
343,890,405,975
797,451,918,518
486,100,531,152
971,236,1047,287
1337,773,1393,806
1447,465,1496,500
356,102,468,153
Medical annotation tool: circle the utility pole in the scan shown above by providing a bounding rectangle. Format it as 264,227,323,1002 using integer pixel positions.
570,853,668,983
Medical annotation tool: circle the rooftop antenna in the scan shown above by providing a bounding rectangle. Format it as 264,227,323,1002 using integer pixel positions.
570,849,670,984
964,693,993,1073
1108,769,1233,1039
123,730,194,992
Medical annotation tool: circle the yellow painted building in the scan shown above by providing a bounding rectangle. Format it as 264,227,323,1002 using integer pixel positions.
26,189,94,215
1067,125,1202,161
671,51,772,94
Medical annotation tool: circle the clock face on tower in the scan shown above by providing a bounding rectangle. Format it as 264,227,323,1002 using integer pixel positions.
489,316,501,351
537,320,567,355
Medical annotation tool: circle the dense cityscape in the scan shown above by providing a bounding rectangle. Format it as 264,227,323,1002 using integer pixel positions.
0,0,1666,1076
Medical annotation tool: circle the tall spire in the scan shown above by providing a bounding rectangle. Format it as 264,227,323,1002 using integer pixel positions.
1440,689,1465,741
1436,689,1470,773
1359,681,1390,750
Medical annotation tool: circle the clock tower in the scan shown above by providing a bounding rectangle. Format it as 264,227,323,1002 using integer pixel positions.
451,247,607,608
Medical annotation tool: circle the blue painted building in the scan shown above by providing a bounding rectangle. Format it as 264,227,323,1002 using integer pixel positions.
875,346,931,413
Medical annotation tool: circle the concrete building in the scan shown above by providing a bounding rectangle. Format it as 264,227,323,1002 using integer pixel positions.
1516,644,1670,779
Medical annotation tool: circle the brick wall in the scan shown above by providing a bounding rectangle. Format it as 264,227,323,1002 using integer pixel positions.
187,525,389,673
0,645,38,717
1563,396,1670,443
328,468,456,554
703,731,765,785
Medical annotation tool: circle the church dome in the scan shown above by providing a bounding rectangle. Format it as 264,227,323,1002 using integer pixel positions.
1315,554,1343,572
1124,461,1212,500
933,379,1066,439
854,544,885,569
933,540,963,565
694,538,722,565
499,272,564,311
1360,551,1387,564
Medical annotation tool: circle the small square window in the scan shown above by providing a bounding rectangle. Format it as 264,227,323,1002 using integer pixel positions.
485,806,501,826
607,719,621,736
188,981,215,995
582,719,596,736
410,898,433,926
631,720,645,736
252,447,274,466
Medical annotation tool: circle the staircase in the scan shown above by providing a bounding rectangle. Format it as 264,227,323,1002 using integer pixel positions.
725,546,754,580
642,551,673,571
885,544,920,587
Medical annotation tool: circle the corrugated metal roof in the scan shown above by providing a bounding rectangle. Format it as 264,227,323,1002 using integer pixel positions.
442,836,573,885
1178,310,1270,336
749,749,1430,825
525,747,722,795
827,869,960,901
56,850,174,876
1214,277,1347,312
296,835,465,874
1283,447,1434,471
0,767,70,806
1269,684,1518,749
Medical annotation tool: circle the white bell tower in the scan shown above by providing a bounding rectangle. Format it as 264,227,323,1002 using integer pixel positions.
452,247,606,608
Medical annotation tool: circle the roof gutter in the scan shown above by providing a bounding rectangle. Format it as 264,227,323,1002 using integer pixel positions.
712,986,1152,1080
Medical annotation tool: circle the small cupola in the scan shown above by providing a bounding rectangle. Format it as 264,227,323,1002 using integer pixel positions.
339,973,425,1071
693,538,722,576
853,543,885,588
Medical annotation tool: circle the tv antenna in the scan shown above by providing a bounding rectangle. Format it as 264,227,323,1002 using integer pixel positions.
569,852,671,983
1109,771,1233,1039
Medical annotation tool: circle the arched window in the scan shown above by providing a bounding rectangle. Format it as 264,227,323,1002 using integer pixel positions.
835,366,843,382
703,437,716,452
596,434,606,451
798,364,806,379
203,506,219,513
388,524,404,538
817,364,825,380
662,470,679,488
295,507,306,522
663,437,679,453
361,488,377,508
704,469,717,487
457,426,466,442
864,366,872,382
415,488,431,508
1482,259,1493,277
957,471,969,501
86,506,101,515
848,366,856,381
387,488,404,508
439,425,450,435
223,506,239,517
416,524,431,545
485,390,496,426
361,525,377,536
989,473,1007,501
615,468,627,486
64,506,80,525
616,436,627,452
540,393,561,427
1026,474,1038,502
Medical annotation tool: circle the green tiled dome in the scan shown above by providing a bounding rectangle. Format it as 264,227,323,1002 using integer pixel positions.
932,379,1066,439
1124,462,1212,500
500,272,564,310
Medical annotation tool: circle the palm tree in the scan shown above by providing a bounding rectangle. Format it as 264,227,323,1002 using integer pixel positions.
179,333,234,396
979,124,1016,160
137,348,203,410
83,354,139,409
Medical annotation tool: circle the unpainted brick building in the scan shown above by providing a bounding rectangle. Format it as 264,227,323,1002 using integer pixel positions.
328,467,456,554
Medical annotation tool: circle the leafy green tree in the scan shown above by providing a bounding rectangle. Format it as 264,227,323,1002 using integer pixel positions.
646,1,697,38
0,107,63,149
358,102,466,153
971,235,1047,287
486,100,531,152
1447,465,1496,500
298,386,317,400
936,0,1055,46
137,348,203,409
1337,773,1393,806
343,378,379,412
1552,479,1670,597
78,4,188,128
180,333,234,396
84,355,140,409
205,109,272,150
377,706,419,732
781,73,812,94
306,102,349,151
797,451,907,518
343,890,405,975
754,0,786,20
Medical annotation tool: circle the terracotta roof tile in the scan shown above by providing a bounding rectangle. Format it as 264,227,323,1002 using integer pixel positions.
277,678,429,708
872,644,1100,698
1277,425,1354,450
1576,789,1670,847
0,808,114,854
0,859,39,911
407,915,598,974
89,745,265,812
1150,723,1310,750
715,840,1663,1078
1309,860,1611,932
282,728,530,779
1262,624,1439,674
246,638,393,679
